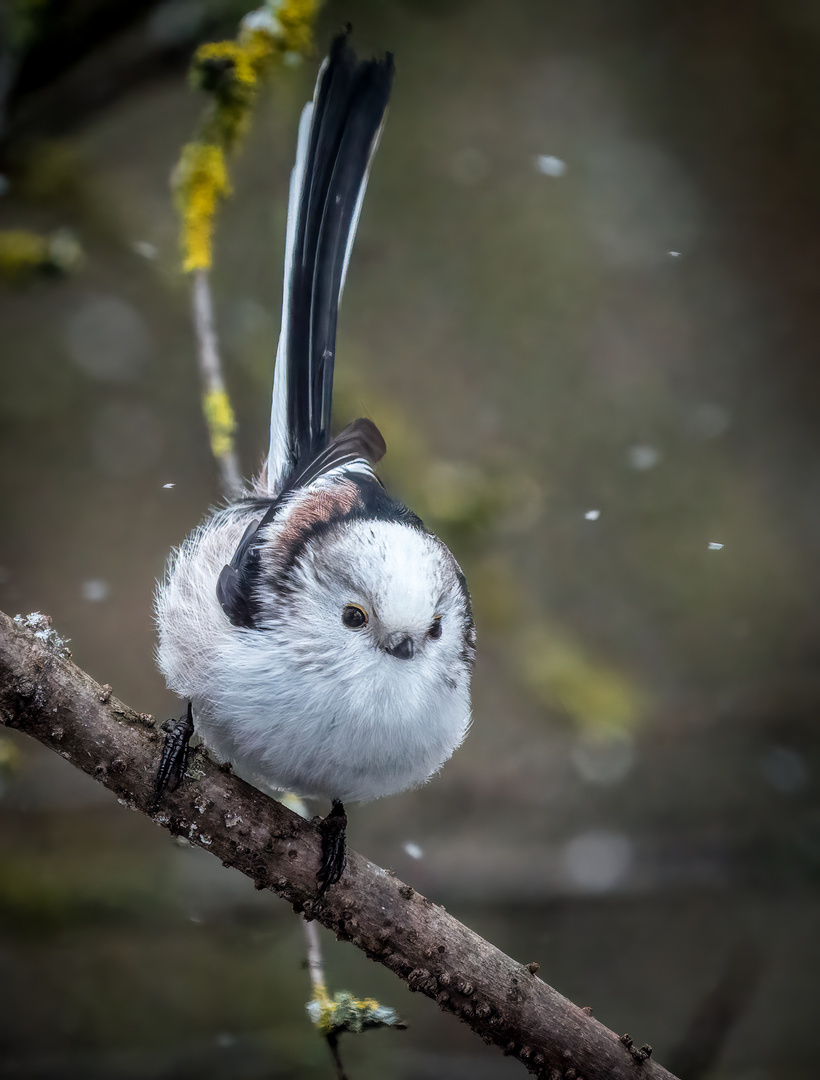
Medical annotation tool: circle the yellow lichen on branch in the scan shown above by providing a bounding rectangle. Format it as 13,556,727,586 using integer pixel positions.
202,387,238,460
172,0,321,272
276,0,320,57
174,143,231,273
306,984,405,1036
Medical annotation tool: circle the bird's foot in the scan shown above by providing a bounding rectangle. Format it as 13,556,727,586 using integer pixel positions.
317,800,347,894
153,702,195,805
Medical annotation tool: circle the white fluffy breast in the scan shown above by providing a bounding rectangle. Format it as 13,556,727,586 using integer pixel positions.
156,505,474,803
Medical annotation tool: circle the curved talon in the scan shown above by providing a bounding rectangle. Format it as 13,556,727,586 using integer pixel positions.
317,800,347,893
153,701,195,803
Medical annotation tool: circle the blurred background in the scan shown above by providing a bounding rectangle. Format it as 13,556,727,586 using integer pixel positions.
2,1,820,1077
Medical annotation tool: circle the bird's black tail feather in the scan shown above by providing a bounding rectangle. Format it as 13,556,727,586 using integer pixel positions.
266,34,394,490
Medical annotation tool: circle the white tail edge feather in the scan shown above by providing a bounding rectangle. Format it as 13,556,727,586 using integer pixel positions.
266,99,315,494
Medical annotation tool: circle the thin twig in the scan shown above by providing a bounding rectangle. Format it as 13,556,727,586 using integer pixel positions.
326,1034,349,1080
303,920,350,1080
191,268,243,498
304,919,326,999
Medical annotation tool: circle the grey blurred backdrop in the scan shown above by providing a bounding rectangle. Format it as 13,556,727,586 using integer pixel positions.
2,1,820,1077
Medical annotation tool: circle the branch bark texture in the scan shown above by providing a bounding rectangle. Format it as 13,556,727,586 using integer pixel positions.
0,609,680,1080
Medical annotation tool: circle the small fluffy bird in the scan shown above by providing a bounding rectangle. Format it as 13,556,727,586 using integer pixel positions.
155,34,475,890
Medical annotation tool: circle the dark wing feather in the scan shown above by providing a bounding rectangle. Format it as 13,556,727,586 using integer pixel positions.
217,517,273,627
291,417,386,488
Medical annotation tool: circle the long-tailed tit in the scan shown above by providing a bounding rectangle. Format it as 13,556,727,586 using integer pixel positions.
155,34,475,891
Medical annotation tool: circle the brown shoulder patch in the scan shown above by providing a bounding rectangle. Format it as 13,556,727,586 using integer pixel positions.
270,480,363,579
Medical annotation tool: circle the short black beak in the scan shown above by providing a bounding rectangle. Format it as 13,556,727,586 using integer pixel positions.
385,634,414,661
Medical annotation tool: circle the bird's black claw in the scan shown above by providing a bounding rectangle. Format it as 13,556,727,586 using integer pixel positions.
153,702,195,804
317,800,347,894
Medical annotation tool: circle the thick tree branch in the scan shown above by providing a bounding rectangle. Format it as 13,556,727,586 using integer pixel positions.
0,608,680,1080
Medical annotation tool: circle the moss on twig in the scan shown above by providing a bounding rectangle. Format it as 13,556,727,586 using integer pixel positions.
173,0,321,273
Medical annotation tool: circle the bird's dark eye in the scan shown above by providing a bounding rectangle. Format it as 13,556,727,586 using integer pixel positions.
428,616,443,640
342,604,368,630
